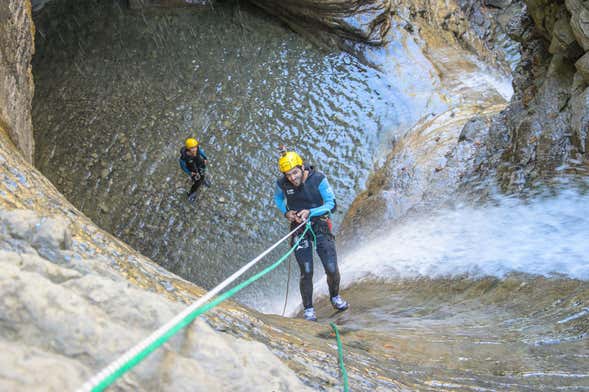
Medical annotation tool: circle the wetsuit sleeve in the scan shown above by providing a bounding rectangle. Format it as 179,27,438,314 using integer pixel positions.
274,183,287,215
309,178,335,218
199,148,208,161
179,158,191,175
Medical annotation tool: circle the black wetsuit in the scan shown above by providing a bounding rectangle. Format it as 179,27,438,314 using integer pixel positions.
179,146,207,196
276,168,341,309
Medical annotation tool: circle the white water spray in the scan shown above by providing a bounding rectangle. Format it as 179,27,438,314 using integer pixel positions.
340,189,589,285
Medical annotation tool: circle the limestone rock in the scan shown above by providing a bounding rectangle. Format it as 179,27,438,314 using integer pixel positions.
549,16,583,58
0,210,72,262
160,319,312,392
340,105,505,245
248,0,392,45
0,210,314,391
570,86,589,153
526,0,563,39
570,6,589,50
0,340,89,391
504,2,534,42
128,0,209,9
484,0,513,9
565,0,586,15
572,69,588,94
33,216,72,251
1,250,81,284
575,51,589,81
0,0,35,162
0,209,39,240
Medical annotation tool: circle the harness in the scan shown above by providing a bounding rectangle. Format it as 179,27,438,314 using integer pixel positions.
180,147,206,174
279,167,335,239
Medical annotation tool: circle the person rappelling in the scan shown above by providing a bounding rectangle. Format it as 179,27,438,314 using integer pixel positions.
179,137,210,202
274,147,349,321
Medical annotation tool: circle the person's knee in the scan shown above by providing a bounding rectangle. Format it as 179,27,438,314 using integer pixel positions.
317,241,338,272
325,262,339,277
300,261,313,278
296,251,313,272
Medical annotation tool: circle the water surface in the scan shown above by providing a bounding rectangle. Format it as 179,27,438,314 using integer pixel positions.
33,1,404,308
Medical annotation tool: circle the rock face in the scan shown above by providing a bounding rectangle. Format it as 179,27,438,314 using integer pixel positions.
463,0,589,191
248,0,392,45
0,211,312,391
128,0,210,9
338,0,515,244
0,0,35,162
340,0,589,244
125,0,392,45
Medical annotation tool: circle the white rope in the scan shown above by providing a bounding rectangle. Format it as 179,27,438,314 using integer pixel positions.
77,219,307,392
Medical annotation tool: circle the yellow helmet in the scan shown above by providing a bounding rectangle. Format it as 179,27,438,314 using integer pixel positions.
278,151,303,173
185,138,199,149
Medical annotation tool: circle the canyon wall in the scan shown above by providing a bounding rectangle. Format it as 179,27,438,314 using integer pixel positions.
0,0,35,162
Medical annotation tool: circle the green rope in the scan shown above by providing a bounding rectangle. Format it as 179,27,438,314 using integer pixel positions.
330,322,349,392
92,224,311,392
308,221,317,249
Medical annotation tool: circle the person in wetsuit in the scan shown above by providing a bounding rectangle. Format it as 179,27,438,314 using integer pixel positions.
274,150,349,321
179,137,208,202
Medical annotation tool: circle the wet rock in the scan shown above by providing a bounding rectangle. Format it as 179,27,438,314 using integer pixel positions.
572,71,588,94
458,117,489,143
340,105,505,245
484,0,513,9
98,202,110,213
565,0,585,15
527,0,562,39
575,51,589,81
454,0,527,71
249,0,392,45
569,6,589,50
342,1,588,241
549,16,583,59
128,0,209,10
504,2,534,42
0,0,35,162
570,86,589,153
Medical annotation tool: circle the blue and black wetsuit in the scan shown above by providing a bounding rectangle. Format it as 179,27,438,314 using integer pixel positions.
274,166,340,310
179,146,208,196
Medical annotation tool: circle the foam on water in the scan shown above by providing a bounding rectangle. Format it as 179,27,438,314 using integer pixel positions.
339,189,589,285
